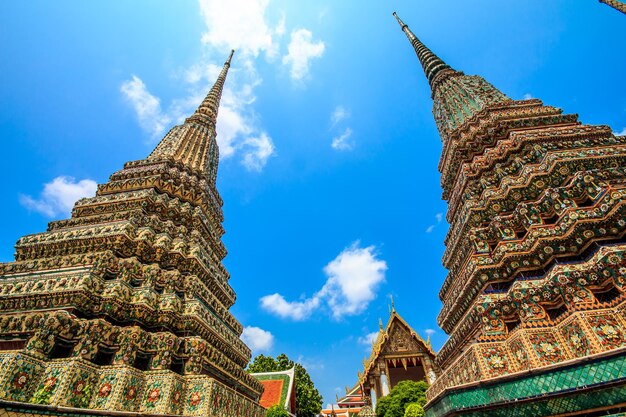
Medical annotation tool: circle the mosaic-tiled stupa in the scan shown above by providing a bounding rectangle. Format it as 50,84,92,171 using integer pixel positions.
394,12,626,417
600,0,626,14
0,51,265,417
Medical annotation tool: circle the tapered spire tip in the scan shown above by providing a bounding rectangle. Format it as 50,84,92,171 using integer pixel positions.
226,49,235,65
392,13,452,90
392,11,407,29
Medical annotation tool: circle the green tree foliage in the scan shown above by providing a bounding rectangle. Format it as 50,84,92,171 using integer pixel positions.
266,404,290,417
248,354,323,417
375,395,392,417
404,403,425,417
375,380,429,417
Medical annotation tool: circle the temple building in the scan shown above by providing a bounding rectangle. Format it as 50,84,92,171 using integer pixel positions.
394,12,626,417
250,368,296,416
320,384,365,417
358,307,438,406
0,51,265,417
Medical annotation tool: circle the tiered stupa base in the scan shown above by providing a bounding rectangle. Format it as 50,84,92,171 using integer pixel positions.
0,349,263,417
425,347,626,417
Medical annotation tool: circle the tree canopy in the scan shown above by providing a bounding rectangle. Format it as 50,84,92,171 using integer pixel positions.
375,380,429,417
404,402,425,417
265,404,291,417
248,354,323,417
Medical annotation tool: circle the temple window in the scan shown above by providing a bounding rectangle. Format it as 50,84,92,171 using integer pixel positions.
49,338,77,359
103,271,117,281
575,195,595,207
592,282,622,304
505,317,521,333
134,351,152,371
515,228,527,240
542,213,559,225
544,299,568,322
93,345,116,366
0,338,26,351
171,357,185,375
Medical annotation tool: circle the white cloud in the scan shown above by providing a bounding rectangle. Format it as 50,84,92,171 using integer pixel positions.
241,133,275,171
615,128,626,136
331,128,354,151
321,243,387,319
296,355,325,371
282,28,325,81
275,13,286,36
523,93,533,100
20,176,97,218
121,0,280,172
331,106,350,127
358,331,379,346
426,212,444,233
259,293,321,321
424,328,436,337
260,242,387,321
121,76,172,139
198,0,277,58
241,326,274,352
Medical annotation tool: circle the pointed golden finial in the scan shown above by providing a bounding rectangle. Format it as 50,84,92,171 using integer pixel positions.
390,294,395,312
191,49,235,125
427,334,432,346
148,50,236,180
379,318,384,330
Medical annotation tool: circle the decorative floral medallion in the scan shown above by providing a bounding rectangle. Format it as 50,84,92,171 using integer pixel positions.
12,372,28,389
588,315,626,349
98,382,112,398
126,385,138,400
72,379,87,396
44,376,57,389
189,391,202,407
481,346,509,377
172,388,182,405
529,332,564,365
561,321,590,357
147,388,161,405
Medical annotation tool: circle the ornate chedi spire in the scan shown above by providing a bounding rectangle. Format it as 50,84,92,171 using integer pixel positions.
392,12,452,89
0,51,265,417
393,12,511,201
148,50,234,183
599,0,626,14
396,13,626,417
393,12,509,146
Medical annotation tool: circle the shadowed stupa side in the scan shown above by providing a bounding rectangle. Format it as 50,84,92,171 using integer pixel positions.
394,11,626,417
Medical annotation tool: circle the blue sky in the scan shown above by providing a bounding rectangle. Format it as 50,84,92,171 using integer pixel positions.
1,0,625,407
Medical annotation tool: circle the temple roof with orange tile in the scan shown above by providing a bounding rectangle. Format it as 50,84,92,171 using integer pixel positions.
250,368,296,415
